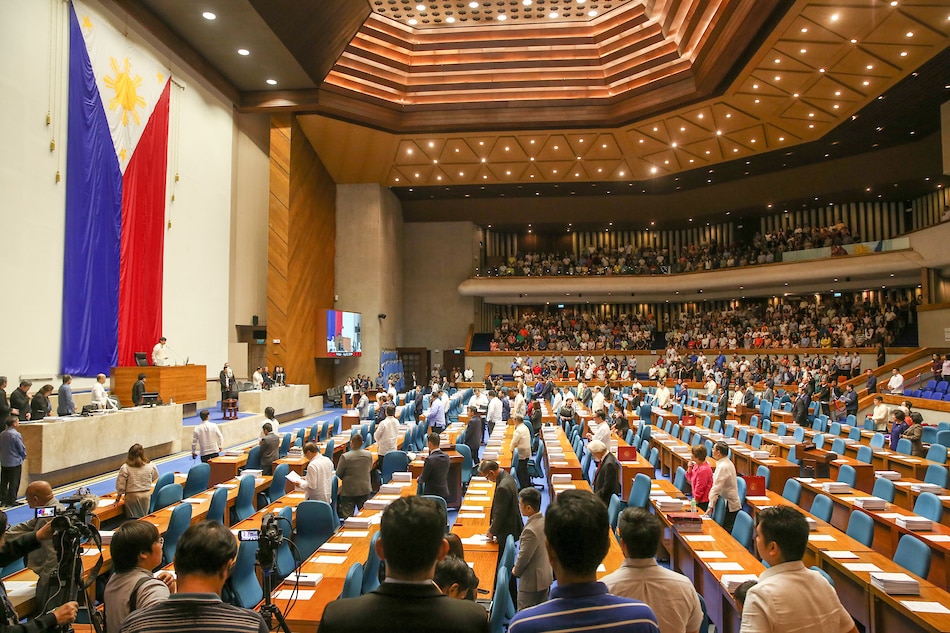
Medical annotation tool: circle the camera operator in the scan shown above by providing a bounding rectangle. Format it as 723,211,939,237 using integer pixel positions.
5,482,58,610
0,509,78,631
103,522,176,632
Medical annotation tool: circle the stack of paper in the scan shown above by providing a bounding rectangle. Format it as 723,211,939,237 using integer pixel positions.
482,451,499,460
284,471,304,486
672,445,692,453
318,542,352,553
822,482,851,494
875,471,902,481
911,483,943,494
870,572,920,595
723,437,738,445
98,531,115,545
750,451,771,459
391,472,412,483
805,517,818,531
344,516,371,529
654,497,687,512
225,449,245,456
896,516,932,531
551,474,573,485
363,498,393,511
214,483,237,490
669,512,704,533
243,469,263,477
842,438,858,445
721,574,760,592
854,497,888,510
779,436,799,444
378,483,408,495
288,572,324,587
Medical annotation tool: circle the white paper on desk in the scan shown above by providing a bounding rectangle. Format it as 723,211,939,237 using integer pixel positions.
214,483,237,490
900,601,950,615
470,476,489,483
709,562,745,571
339,530,370,538
3,581,36,598
831,460,847,464
825,551,858,559
466,496,491,503
81,548,102,556
275,589,315,600
284,471,304,485
894,482,914,487
318,542,352,553
459,512,486,519
905,459,923,463
808,534,837,542
285,492,306,499
876,513,905,519
460,505,484,511
469,483,492,489
797,478,815,483
697,551,728,559
98,499,116,508
746,496,771,502
180,498,203,504
938,496,950,501
311,555,348,564
761,460,779,464
684,535,716,542
924,534,950,543
461,535,491,545
843,563,882,572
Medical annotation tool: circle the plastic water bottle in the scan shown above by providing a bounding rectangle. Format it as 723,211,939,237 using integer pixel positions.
690,498,697,513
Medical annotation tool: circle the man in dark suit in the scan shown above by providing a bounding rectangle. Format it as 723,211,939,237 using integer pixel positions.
319,496,488,633
418,432,451,500
9,381,31,422
463,406,482,465
335,434,374,518
865,369,878,394
131,373,147,406
259,422,280,476
589,440,621,506
791,391,810,426
478,460,523,551
414,389,425,422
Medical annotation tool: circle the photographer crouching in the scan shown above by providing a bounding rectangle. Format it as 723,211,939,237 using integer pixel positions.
0,508,78,630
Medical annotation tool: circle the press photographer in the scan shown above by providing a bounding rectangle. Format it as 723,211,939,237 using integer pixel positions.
0,509,78,631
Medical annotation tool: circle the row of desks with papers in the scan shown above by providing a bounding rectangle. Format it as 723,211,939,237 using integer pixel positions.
729,419,950,523
649,477,950,633
744,486,950,633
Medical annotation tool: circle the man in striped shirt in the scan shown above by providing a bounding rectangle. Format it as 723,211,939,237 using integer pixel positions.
508,490,659,633
120,521,267,633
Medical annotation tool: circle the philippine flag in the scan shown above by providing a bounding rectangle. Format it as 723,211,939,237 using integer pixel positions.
62,0,170,376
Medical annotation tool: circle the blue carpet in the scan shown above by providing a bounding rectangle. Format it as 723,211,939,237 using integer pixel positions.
182,402,257,426
1,409,345,526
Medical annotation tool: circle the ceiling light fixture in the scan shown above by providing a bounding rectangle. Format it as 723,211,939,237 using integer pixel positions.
265,79,277,85
202,11,216,20
237,48,250,56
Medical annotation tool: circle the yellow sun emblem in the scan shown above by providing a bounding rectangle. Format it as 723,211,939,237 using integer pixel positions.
104,57,146,126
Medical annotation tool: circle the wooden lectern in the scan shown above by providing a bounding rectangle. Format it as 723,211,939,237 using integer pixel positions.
799,443,834,479
111,365,206,407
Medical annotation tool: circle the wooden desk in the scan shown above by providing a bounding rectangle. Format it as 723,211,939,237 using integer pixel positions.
111,365,206,407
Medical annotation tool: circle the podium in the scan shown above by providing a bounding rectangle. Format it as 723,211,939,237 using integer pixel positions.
799,443,834,479
111,365,206,407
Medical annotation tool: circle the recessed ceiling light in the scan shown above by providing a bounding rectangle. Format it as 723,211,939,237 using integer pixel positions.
417,4,426,11
548,12,558,18
469,1,478,7
900,51,907,57
819,68,825,73
906,31,914,37
850,39,857,44
863,81,870,86
446,16,455,22
237,48,250,56
866,64,874,70
523,0,531,5
801,27,808,33
830,13,839,21
265,79,277,85
588,10,598,16
793,93,799,98
202,11,216,20
497,14,506,20
800,48,807,54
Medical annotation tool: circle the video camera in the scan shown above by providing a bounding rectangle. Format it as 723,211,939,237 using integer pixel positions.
240,513,282,569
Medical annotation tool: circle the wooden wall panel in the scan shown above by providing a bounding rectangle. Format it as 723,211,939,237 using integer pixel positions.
267,115,336,396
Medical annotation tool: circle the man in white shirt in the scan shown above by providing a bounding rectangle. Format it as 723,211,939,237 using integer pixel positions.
486,391,503,435
704,377,717,396
463,366,474,381
302,442,335,503
509,414,532,489
866,395,889,432
511,389,527,419
654,383,672,409
886,369,904,395
707,441,741,533
740,506,857,633
591,386,605,415
191,410,224,463
252,367,264,390
90,373,117,410
374,404,400,457
586,410,612,446
151,337,169,366
603,508,703,633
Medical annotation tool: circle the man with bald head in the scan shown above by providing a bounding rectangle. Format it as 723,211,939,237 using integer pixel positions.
7,480,62,609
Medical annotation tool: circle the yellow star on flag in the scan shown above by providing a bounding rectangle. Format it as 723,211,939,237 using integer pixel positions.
81,15,93,30
157,72,165,84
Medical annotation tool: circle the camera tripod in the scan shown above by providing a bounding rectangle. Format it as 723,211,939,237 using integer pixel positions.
256,545,292,633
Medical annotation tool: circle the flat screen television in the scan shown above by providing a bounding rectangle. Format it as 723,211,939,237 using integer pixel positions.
317,310,362,357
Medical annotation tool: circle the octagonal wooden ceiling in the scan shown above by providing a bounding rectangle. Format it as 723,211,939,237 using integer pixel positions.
292,0,950,190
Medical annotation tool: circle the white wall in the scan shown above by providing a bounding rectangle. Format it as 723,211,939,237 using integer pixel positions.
334,184,405,381
402,222,477,360
0,0,262,386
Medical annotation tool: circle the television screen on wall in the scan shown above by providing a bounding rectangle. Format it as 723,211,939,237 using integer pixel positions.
321,310,362,357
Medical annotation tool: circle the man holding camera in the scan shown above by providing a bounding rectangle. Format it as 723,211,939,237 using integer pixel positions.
6,481,62,611
0,509,78,630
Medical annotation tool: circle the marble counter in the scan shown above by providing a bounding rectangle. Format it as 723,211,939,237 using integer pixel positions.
20,405,183,489
238,384,309,415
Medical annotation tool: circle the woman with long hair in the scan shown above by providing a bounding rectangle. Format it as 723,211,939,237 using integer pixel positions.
114,443,159,518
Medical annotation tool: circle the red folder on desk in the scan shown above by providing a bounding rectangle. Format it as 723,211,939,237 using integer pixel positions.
742,475,766,497
618,446,638,462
